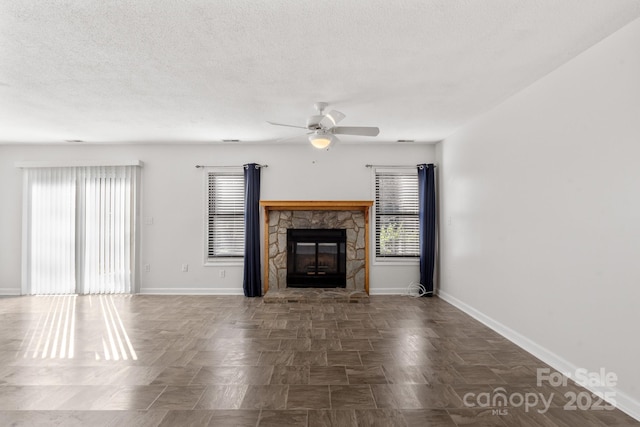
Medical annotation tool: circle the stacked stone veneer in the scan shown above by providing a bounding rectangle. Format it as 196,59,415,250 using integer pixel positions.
268,210,366,291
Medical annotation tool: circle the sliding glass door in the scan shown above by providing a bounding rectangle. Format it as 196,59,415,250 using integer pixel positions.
22,166,138,295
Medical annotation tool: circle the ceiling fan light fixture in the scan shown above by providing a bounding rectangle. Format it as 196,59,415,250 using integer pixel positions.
309,132,334,149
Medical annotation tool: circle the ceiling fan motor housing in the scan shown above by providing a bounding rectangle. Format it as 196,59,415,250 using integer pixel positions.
306,115,325,130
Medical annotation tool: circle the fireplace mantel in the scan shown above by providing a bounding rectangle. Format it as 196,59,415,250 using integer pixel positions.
260,200,373,294
260,200,373,211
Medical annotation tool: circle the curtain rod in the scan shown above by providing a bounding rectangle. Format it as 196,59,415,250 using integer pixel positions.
16,160,143,168
365,164,437,168
195,164,268,169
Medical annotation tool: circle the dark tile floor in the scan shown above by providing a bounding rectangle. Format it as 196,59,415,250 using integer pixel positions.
0,294,637,426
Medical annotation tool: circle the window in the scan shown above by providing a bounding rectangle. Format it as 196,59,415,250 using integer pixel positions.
375,169,419,258
207,170,245,260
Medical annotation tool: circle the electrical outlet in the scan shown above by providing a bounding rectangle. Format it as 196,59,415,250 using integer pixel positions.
181,264,189,272
219,269,225,278
144,264,150,272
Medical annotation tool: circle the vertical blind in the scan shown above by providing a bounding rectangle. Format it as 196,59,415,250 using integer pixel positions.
375,170,420,257
29,168,77,294
77,167,134,294
23,166,137,295
207,172,245,258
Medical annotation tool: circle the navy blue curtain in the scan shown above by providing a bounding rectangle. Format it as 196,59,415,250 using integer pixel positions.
243,163,262,297
418,163,436,296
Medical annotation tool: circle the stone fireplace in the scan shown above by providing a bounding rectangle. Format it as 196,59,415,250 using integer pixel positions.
260,201,373,294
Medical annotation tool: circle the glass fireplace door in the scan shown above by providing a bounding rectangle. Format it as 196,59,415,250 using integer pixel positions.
295,242,316,275
287,229,347,288
316,243,338,275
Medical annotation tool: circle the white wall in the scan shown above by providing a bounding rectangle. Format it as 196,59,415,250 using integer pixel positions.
438,18,640,418
0,142,434,295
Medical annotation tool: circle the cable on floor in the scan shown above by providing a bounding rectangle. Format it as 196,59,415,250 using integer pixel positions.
403,281,433,297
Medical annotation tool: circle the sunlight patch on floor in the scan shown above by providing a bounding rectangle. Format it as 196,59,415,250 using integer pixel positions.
19,294,137,361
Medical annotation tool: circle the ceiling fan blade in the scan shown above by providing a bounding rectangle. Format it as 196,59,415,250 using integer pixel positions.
332,126,380,137
319,110,346,129
267,121,308,129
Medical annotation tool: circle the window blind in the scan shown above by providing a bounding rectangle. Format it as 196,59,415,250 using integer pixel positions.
375,170,419,257
207,172,245,258
77,166,133,294
23,166,137,295
28,168,77,294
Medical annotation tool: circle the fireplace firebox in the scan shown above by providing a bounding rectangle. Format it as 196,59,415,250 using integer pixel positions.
286,229,347,288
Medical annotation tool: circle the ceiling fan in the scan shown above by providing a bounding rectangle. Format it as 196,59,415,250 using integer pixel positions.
267,102,380,149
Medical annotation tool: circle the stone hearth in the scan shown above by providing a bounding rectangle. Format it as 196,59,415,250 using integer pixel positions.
262,288,369,304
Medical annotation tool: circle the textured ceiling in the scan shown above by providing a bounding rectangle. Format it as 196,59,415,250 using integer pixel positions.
1,1,639,145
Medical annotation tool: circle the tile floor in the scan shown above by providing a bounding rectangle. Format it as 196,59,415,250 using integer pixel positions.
0,294,637,426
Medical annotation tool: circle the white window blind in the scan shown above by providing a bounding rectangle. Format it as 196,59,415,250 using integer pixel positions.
23,166,138,295
28,168,77,294
77,167,134,294
207,172,245,258
375,170,419,258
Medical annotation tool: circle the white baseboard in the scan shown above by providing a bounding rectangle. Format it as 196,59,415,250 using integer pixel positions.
437,290,640,422
369,288,406,295
0,288,245,296
141,288,412,296
138,287,244,295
